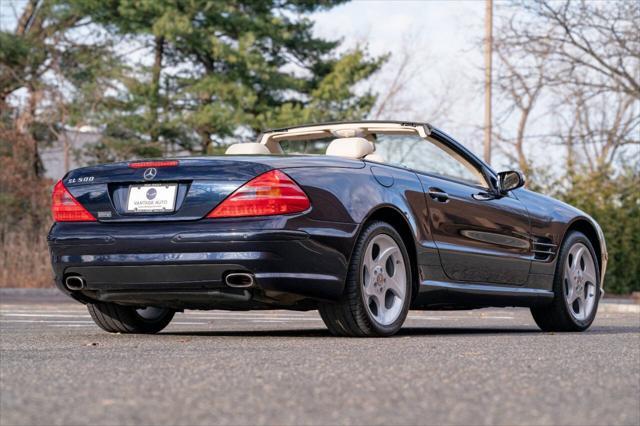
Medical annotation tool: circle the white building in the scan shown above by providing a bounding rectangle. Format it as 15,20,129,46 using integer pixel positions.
40,127,102,180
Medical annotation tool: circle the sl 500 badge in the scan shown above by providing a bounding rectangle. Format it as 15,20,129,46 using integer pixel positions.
67,176,94,184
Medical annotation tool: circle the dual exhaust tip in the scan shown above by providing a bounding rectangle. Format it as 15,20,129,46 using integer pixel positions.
65,272,255,290
64,276,85,291
224,272,255,288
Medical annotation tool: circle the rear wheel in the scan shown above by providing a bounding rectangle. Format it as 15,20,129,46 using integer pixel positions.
319,221,412,337
87,302,174,334
530,231,600,332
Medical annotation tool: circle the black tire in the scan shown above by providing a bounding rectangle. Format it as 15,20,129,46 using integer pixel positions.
319,221,412,337
530,231,601,332
87,302,174,334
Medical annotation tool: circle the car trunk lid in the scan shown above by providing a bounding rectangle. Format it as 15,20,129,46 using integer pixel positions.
63,158,273,222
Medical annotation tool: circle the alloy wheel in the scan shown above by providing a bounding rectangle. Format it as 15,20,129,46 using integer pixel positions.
361,233,407,326
563,242,597,321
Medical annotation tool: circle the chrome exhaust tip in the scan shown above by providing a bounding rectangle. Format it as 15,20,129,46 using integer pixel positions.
225,272,255,288
65,276,85,291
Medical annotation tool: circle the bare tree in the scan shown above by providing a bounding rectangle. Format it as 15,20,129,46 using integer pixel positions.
565,88,639,174
493,0,639,181
524,0,639,98
493,14,551,176
371,31,454,125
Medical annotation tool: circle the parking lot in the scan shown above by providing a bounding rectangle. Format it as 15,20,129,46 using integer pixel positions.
1,294,639,426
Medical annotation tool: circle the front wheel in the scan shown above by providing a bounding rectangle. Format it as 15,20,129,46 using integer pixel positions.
87,302,174,334
530,231,600,332
319,221,412,337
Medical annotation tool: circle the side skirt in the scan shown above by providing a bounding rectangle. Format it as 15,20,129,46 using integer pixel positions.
412,280,554,310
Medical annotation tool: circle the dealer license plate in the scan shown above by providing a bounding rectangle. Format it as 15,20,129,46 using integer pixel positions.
126,184,178,213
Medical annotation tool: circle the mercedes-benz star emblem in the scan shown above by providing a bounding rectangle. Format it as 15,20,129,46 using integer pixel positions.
143,168,157,180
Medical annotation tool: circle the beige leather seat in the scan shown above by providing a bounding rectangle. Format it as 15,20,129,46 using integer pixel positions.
325,137,374,159
225,143,270,155
363,153,385,163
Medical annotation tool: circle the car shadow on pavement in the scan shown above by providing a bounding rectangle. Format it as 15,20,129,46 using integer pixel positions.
161,327,544,338
160,325,638,338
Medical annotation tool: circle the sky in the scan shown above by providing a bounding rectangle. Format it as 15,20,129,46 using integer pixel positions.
1,0,504,166
311,1,488,156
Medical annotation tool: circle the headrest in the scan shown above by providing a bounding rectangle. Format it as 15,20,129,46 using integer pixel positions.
325,137,374,159
364,153,385,163
225,143,270,155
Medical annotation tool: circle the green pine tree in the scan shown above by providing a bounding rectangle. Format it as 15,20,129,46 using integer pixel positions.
73,0,386,156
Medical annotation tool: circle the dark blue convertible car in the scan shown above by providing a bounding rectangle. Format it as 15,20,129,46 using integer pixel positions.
48,121,607,336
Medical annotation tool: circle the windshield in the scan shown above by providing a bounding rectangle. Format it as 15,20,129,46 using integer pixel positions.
279,138,333,154
374,134,487,187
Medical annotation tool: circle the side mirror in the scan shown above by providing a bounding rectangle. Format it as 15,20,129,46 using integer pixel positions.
498,170,525,193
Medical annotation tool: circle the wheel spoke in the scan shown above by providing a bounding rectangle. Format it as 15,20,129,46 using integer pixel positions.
373,293,386,321
565,266,576,301
378,245,399,266
568,281,580,303
586,282,596,296
564,261,573,281
583,270,597,286
363,280,376,297
570,283,584,303
564,261,574,301
575,246,585,269
565,282,573,301
576,293,586,319
385,275,405,299
364,248,376,276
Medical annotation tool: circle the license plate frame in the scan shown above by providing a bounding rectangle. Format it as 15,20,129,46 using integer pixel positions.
126,183,178,213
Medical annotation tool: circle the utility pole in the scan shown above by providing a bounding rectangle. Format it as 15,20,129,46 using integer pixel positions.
63,131,70,173
483,0,493,165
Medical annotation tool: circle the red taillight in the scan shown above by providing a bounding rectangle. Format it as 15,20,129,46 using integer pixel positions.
51,180,96,222
129,160,179,168
207,170,310,218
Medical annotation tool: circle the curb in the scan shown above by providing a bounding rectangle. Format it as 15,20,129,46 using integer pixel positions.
599,303,640,314
0,288,67,303
1,288,59,295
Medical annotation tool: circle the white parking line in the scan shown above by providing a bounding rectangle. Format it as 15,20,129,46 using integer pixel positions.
0,310,86,314
182,315,322,321
0,310,315,316
187,313,315,318
1,305,313,313
2,319,210,326
0,308,517,324
407,316,443,320
3,308,95,312
408,315,515,320
1,312,516,321
1,320,94,324
1,313,322,321
0,313,89,318
49,324,95,327
1,307,313,314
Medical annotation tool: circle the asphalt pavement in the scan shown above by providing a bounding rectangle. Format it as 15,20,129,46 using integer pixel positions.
1,292,638,426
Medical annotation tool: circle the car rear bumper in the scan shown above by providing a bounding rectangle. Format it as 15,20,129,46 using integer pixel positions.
48,220,356,306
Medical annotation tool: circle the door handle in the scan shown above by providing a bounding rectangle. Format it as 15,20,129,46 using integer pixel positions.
472,191,497,201
428,187,449,202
